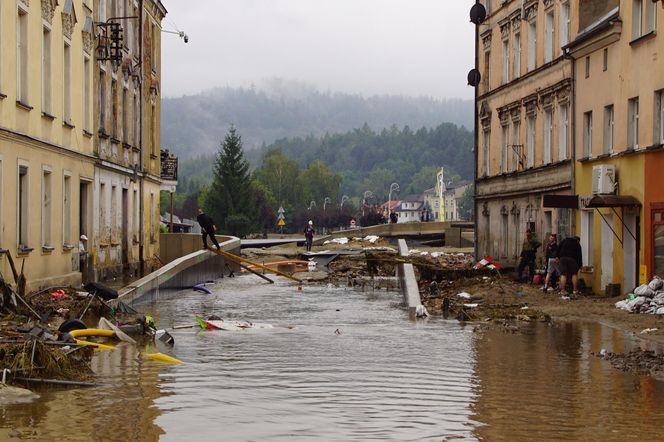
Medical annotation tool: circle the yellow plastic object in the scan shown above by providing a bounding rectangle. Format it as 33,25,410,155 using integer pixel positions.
69,328,116,339
145,352,183,364
74,339,116,350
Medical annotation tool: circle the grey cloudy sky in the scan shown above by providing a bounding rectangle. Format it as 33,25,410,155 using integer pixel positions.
160,0,475,99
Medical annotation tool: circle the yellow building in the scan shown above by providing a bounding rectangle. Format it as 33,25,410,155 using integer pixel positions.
567,0,663,294
91,0,165,280
475,0,576,268
0,0,96,291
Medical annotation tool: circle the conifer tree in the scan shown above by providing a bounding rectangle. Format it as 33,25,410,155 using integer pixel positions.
204,127,253,236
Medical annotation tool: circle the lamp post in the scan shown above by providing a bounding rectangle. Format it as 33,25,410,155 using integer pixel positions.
340,195,349,208
323,197,331,211
308,200,316,210
388,182,400,219
362,190,374,216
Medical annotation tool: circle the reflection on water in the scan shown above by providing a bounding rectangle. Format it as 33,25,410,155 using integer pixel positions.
1,275,664,441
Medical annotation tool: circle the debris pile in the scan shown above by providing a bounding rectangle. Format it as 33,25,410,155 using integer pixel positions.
593,348,664,379
615,277,664,314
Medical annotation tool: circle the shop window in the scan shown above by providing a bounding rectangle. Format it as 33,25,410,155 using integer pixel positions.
653,209,664,276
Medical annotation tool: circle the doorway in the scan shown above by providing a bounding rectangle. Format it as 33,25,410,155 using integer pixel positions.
79,181,90,278
623,213,637,293
122,188,129,265
601,213,614,290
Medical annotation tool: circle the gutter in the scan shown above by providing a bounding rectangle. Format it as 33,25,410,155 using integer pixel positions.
139,0,145,276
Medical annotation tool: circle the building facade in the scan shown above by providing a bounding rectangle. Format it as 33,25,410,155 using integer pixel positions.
91,0,165,281
476,0,575,267
568,0,664,293
0,0,96,291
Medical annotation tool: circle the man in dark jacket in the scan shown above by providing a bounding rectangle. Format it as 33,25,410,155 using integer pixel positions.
516,230,541,282
197,208,221,251
542,233,559,292
556,236,582,294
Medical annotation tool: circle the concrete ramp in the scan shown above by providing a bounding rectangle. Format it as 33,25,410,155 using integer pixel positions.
396,239,427,319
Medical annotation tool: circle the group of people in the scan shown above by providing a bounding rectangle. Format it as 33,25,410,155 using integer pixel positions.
517,230,583,295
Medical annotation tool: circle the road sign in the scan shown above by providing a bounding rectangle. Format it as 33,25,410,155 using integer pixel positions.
278,206,285,214
278,219,286,227
278,213,285,220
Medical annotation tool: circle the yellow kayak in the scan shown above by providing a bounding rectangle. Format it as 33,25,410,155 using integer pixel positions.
145,352,183,364
69,329,116,339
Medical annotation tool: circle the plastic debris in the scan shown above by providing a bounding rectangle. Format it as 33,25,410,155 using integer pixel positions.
616,277,664,315
456,292,472,299
363,235,380,243
639,328,658,334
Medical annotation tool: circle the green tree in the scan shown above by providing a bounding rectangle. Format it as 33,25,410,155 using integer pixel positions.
298,160,342,208
203,127,253,235
361,168,396,202
458,184,475,221
253,148,301,206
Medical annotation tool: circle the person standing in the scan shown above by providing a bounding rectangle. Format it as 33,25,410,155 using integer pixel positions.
304,220,315,252
516,230,541,282
79,235,88,280
542,233,559,292
196,208,221,251
556,235,582,295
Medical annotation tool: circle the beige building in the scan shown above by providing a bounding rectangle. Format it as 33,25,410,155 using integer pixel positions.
567,0,664,294
475,0,576,267
91,0,165,280
0,0,96,290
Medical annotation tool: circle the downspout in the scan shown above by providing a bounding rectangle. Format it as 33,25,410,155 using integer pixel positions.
567,49,576,236
473,0,480,261
138,0,145,276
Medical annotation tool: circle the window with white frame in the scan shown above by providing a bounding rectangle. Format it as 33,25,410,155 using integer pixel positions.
502,39,510,85
133,91,139,148
543,109,552,164
18,165,29,248
560,2,570,50
17,7,29,104
112,79,118,137
122,87,129,144
581,210,594,266
100,182,107,241
501,124,509,173
628,97,640,148
512,121,521,171
63,174,71,245
645,0,657,33
558,104,569,160
64,42,72,123
42,26,52,114
483,129,490,176
133,188,138,241
527,20,536,72
603,105,614,154
544,11,554,63
513,32,521,79
84,56,91,131
583,111,593,158
484,0,492,16
111,185,117,242
633,0,643,39
484,50,491,90
99,70,106,131
631,0,657,39
526,116,535,168
657,90,664,144
42,168,52,248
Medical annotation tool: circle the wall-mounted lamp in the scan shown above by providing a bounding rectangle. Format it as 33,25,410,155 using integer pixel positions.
162,29,189,43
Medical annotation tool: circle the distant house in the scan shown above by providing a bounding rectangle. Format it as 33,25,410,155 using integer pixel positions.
423,188,443,221
379,200,402,219
161,213,194,233
396,194,424,223
443,182,471,222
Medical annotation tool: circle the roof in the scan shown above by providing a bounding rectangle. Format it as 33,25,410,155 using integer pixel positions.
402,194,424,203
565,7,619,50
585,195,641,208
380,200,401,210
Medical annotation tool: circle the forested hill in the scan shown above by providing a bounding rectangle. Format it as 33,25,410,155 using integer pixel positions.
161,80,473,159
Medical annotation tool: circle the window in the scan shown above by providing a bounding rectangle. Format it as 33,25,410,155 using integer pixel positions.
17,7,28,104
151,23,157,73
484,50,491,90
513,33,521,79
18,165,29,248
603,105,614,154
583,111,593,158
645,0,657,33
100,182,106,241
502,39,510,85
560,2,570,49
133,188,138,241
632,0,643,39
42,27,52,114
149,192,155,241
111,185,117,242
64,42,72,123
526,116,535,168
99,70,106,131
151,104,157,155
42,169,52,247
543,109,553,164
654,208,664,276
657,90,664,145
99,0,107,22
558,104,569,160
628,97,640,148
483,129,490,176
512,121,521,171
501,124,509,173
122,87,129,144
581,210,594,267
501,212,508,257
84,57,91,131
527,20,536,72
63,174,71,245
585,56,590,78
484,0,492,16
133,91,139,148
544,11,554,63
112,79,118,137
603,48,608,71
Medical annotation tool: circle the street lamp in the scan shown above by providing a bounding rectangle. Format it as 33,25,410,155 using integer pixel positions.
388,182,400,219
162,28,189,43
308,200,316,210
340,195,350,208
323,197,331,210
362,190,374,216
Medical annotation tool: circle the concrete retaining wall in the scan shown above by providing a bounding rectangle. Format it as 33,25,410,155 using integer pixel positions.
396,239,425,319
113,235,241,306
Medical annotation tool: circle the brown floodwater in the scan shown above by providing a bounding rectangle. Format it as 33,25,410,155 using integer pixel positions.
1,276,663,441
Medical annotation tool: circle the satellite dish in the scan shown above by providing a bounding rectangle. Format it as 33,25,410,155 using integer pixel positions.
469,4,487,25
467,69,481,87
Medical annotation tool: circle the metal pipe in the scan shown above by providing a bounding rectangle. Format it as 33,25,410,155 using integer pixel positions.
138,0,145,276
473,0,480,262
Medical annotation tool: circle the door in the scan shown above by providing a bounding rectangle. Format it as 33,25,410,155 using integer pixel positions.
122,188,129,265
79,181,90,278
601,213,614,290
623,213,637,293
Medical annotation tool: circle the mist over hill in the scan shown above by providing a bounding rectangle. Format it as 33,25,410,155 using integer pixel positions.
161,79,473,159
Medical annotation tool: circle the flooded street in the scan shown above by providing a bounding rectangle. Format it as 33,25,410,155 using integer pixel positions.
2,275,664,441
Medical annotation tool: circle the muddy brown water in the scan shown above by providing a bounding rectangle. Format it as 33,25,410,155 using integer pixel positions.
2,276,664,441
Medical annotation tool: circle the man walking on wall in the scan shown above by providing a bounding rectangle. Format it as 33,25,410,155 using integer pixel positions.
304,220,315,252
197,208,221,251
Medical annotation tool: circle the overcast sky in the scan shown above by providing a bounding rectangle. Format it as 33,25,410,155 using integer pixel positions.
160,0,475,100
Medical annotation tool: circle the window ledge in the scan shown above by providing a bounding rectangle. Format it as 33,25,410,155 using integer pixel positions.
99,242,110,248
111,137,121,144
110,242,120,247
630,30,656,46
83,130,93,138
18,246,34,255
63,243,75,251
63,120,75,129
0,93,7,99
16,100,33,111
98,129,109,139
42,111,56,121
42,245,55,253
150,153,158,159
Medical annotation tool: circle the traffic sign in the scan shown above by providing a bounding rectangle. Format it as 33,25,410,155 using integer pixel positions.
278,219,286,226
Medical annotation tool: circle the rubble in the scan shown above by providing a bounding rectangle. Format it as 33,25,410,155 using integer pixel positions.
615,277,664,314
593,349,664,380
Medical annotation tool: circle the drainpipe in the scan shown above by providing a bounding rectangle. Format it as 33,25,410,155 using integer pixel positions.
138,0,145,276
567,49,576,236
473,0,480,262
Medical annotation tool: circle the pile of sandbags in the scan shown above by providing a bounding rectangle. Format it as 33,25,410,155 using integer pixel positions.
615,277,664,314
